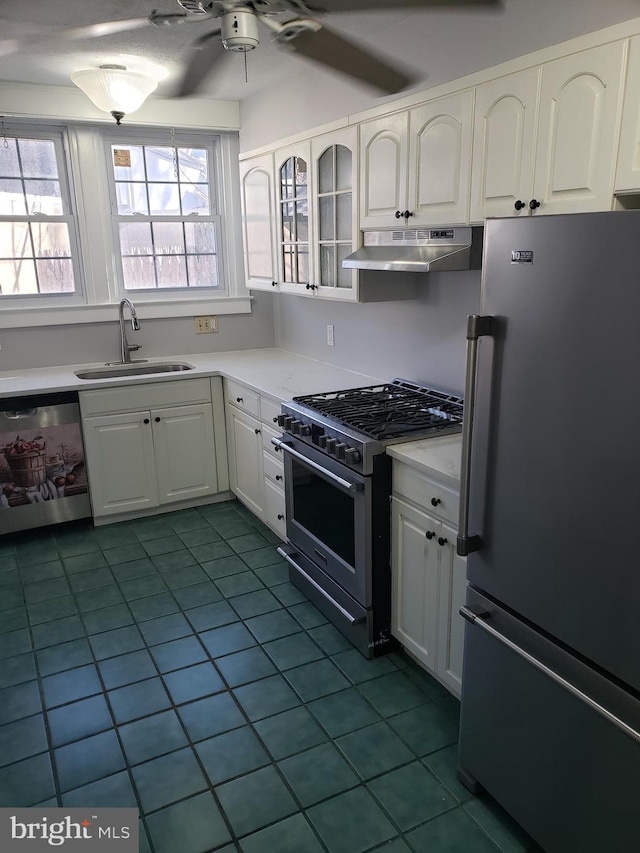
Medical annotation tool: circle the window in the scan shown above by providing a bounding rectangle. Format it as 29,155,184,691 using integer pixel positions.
0,129,80,299
106,137,222,293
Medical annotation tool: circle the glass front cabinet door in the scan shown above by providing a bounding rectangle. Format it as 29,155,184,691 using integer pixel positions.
275,141,312,296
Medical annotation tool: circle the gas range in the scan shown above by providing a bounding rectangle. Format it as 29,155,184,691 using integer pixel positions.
277,378,463,475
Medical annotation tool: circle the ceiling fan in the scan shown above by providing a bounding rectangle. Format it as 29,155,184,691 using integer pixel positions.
2,0,500,99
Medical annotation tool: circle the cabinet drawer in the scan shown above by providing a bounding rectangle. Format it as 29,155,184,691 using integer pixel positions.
263,451,284,487
393,462,459,526
261,423,282,460
263,478,286,539
225,380,260,418
260,396,282,429
80,378,212,417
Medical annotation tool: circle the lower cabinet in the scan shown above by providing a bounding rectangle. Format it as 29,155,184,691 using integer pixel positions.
80,377,228,521
391,464,466,697
224,379,286,539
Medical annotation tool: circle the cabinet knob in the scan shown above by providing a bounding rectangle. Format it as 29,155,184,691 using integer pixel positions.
143,418,150,424
254,428,261,435
395,210,403,219
236,397,243,403
430,497,441,507
271,281,277,287
273,417,278,423
529,198,541,210
154,417,161,423
438,536,448,547
514,200,526,211
277,514,284,520
275,474,282,481
305,283,318,290
426,531,435,540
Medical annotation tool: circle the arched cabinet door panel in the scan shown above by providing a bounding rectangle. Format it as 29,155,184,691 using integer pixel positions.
359,112,409,228
239,153,278,292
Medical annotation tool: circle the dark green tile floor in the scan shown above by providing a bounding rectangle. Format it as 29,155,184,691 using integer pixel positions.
0,500,540,853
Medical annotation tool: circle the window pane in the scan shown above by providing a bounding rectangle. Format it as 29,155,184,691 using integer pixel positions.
112,145,146,180
119,222,153,255
152,222,185,255
0,258,37,294
122,255,156,289
282,202,294,242
0,179,27,215
298,245,309,284
24,180,62,215
18,139,58,179
177,148,208,183
181,183,210,215
295,201,308,241
148,183,180,215
320,245,335,287
283,246,294,282
318,148,334,194
294,158,307,198
187,254,217,288
319,196,334,240
280,158,293,200
0,139,20,178
145,147,177,182
36,258,74,293
116,182,149,215
0,222,30,257
157,254,187,288
185,221,215,254
31,222,71,257
336,145,352,191
336,192,352,241
337,243,352,288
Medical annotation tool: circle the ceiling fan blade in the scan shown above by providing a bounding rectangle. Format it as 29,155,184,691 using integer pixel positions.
284,24,418,94
175,30,225,97
311,0,500,10
0,16,154,57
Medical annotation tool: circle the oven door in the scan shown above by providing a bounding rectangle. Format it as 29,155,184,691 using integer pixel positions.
277,435,371,606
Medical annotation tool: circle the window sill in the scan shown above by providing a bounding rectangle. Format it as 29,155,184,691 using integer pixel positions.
0,296,253,329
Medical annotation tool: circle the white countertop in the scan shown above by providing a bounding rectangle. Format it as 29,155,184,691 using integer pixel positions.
386,433,463,489
0,348,383,403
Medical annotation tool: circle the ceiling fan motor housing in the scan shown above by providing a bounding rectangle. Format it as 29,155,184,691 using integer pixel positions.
221,9,260,52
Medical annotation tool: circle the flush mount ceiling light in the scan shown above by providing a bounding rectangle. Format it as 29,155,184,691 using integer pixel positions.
70,64,158,125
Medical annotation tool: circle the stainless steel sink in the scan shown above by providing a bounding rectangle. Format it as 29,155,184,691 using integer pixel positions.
75,362,194,380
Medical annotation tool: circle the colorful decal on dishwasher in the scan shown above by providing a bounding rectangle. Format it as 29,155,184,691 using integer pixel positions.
0,423,87,508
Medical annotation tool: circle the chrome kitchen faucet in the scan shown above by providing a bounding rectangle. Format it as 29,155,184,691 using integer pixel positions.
113,298,144,365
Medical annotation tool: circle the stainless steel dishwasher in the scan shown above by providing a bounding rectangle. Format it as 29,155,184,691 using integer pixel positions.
0,391,91,535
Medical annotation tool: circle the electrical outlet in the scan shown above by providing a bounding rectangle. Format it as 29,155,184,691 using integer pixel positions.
326,324,335,347
195,316,218,334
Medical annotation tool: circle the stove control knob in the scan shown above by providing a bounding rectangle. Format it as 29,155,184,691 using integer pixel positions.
276,414,287,427
344,448,361,464
291,420,303,434
325,438,337,453
282,416,293,431
335,442,348,459
318,434,328,449
299,424,311,437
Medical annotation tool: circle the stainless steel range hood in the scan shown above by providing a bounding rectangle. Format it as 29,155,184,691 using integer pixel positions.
342,226,483,273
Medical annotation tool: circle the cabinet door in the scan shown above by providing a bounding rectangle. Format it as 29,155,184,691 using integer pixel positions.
226,405,264,518
615,35,640,192
275,141,314,295
359,112,409,228
470,68,540,222
263,477,286,540
436,521,467,698
312,126,359,301
533,41,625,215
152,404,218,505
391,496,441,674
408,90,473,226
83,412,158,517
239,153,278,292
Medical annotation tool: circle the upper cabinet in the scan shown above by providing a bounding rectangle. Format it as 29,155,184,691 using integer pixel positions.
239,153,278,292
615,35,640,193
360,90,473,229
274,140,314,297
472,43,625,221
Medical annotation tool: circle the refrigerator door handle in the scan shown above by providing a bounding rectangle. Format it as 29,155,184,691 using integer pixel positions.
460,605,640,746
457,314,495,556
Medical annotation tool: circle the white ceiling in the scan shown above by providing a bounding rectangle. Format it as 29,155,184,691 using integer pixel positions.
0,0,508,102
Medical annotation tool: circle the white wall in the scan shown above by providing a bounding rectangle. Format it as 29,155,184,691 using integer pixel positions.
0,291,276,372
240,0,640,151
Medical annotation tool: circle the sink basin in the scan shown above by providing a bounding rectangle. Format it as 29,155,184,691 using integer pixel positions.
75,362,194,380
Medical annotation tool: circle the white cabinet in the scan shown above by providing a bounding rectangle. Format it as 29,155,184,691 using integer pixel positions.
239,153,279,292
391,460,466,697
472,43,625,220
360,91,473,229
225,379,286,539
80,378,227,521
615,35,640,192
274,140,314,296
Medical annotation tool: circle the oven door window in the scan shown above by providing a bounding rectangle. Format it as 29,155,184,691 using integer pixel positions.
290,458,355,567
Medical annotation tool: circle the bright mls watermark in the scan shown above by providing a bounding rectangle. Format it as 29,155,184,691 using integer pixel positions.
0,809,138,851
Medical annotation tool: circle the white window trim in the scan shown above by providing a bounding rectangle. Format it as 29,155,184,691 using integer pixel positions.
0,121,250,328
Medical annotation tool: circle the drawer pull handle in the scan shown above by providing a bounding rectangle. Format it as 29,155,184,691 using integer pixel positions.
155,417,161,423
143,418,150,424
426,531,435,540
431,497,441,507
236,397,243,403
255,428,261,435
438,536,448,547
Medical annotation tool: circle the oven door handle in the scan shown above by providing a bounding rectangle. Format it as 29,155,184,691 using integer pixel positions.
277,547,365,625
271,438,363,494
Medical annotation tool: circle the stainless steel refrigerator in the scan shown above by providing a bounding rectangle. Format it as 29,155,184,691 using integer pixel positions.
456,211,640,853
